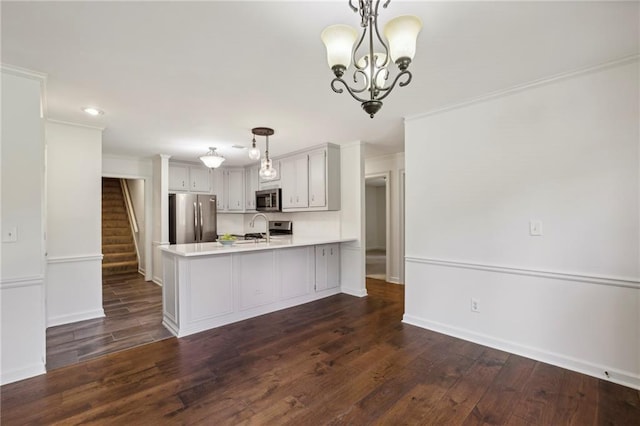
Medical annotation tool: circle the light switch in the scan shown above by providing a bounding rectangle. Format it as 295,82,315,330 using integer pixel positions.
2,226,18,243
529,220,542,236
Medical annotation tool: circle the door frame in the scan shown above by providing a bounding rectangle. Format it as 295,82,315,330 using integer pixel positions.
364,171,391,282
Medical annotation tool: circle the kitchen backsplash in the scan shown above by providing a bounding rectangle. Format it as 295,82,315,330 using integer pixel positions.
217,211,341,238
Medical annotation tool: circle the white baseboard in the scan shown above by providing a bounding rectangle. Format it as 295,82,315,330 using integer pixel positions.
152,276,163,286
47,308,105,328
0,362,46,386
341,287,367,297
403,314,640,391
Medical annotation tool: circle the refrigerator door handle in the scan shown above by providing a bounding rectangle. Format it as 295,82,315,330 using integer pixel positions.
199,202,204,241
193,202,198,241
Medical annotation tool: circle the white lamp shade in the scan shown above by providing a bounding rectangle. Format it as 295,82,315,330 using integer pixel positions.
357,53,388,89
383,15,422,62
200,149,225,168
321,24,358,69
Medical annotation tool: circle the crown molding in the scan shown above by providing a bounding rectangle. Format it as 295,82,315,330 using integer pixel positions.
47,118,105,131
406,54,640,122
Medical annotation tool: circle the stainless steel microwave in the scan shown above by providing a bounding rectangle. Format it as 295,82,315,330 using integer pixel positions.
256,188,282,212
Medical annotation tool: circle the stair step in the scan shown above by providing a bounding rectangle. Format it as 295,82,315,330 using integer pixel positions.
102,200,125,208
103,251,137,263
102,215,126,221
102,227,132,237
103,235,134,245
102,243,135,254
102,260,138,276
103,219,131,228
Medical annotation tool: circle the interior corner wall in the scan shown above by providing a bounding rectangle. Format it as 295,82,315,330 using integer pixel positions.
45,121,104,327
365,153,405,283
1,69,47,384
403,59,640,390
340,142,366,297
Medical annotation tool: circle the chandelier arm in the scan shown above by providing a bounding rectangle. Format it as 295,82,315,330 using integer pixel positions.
375,70,412,101
352,28,368,70
330,77,370,103
349,0,358,13
351,69,371,93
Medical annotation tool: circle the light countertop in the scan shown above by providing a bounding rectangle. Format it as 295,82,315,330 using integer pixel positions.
160,236,357,257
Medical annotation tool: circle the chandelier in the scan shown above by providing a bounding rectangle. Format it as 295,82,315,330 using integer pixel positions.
199,147,225,168
250,127,278,180
321,0,422,118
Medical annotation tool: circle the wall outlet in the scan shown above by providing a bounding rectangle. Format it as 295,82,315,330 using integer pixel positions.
471,298,480,313
529,220,543,236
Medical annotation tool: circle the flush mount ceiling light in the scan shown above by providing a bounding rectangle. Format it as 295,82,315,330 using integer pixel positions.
82,106,104,116
321,0,422,118
250,127,277,180
199,147,225,168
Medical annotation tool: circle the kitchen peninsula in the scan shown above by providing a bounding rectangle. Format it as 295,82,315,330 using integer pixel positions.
161,236,355,337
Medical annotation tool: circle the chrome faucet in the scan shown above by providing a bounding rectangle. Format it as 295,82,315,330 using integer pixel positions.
249,213,270,243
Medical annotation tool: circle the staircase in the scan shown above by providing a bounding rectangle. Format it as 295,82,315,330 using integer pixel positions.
102,178,139,276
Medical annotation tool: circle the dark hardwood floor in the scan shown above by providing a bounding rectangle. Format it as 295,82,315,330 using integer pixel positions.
2,278,639,424
46,272,173,370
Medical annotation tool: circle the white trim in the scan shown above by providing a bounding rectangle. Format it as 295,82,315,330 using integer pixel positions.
402,314,640,391
47,254,103,264
46,118,105,131
406,257,640,290
1,64,47,81
405,55,640,122
153,241,171,246
0,275,44,290
47,309,105,328
341,287,368,298
0,363,46,386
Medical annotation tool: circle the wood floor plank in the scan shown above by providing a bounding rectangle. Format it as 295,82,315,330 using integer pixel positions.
2,278,639,425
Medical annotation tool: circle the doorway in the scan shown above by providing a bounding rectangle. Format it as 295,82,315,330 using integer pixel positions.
365,173,390,281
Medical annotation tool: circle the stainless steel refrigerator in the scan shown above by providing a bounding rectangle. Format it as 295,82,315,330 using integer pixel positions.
169,194,217,244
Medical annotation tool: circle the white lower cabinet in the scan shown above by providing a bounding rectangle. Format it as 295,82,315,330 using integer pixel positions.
315,243,340,291
235,251,276,310
162,243,341,338
277,246,314,300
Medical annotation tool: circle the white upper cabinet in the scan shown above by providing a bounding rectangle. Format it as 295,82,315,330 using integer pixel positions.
245,166,259,211
189,166,211,193
212,168,245,212
169,163,212,193
308,149,326,207
280,143,340,212
212,168,226,210
227,169,245,211
281,154,309,209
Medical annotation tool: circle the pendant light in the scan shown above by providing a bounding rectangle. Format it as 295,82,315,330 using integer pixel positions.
250,127,277,180
248,136,261,160
199,147,225,168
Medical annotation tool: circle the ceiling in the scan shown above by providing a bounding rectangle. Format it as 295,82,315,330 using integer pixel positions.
2,1,638,166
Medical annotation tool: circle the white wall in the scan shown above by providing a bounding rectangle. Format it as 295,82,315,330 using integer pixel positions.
152,155,170,284
0,67,47,384
126,179,145,274
103,154,154,282
46,121,104,326
404,58,640,389
340,142,366,297
365,153,405,283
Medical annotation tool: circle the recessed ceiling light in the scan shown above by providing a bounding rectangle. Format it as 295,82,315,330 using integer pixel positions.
231,145,247,150
82,107,104,116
